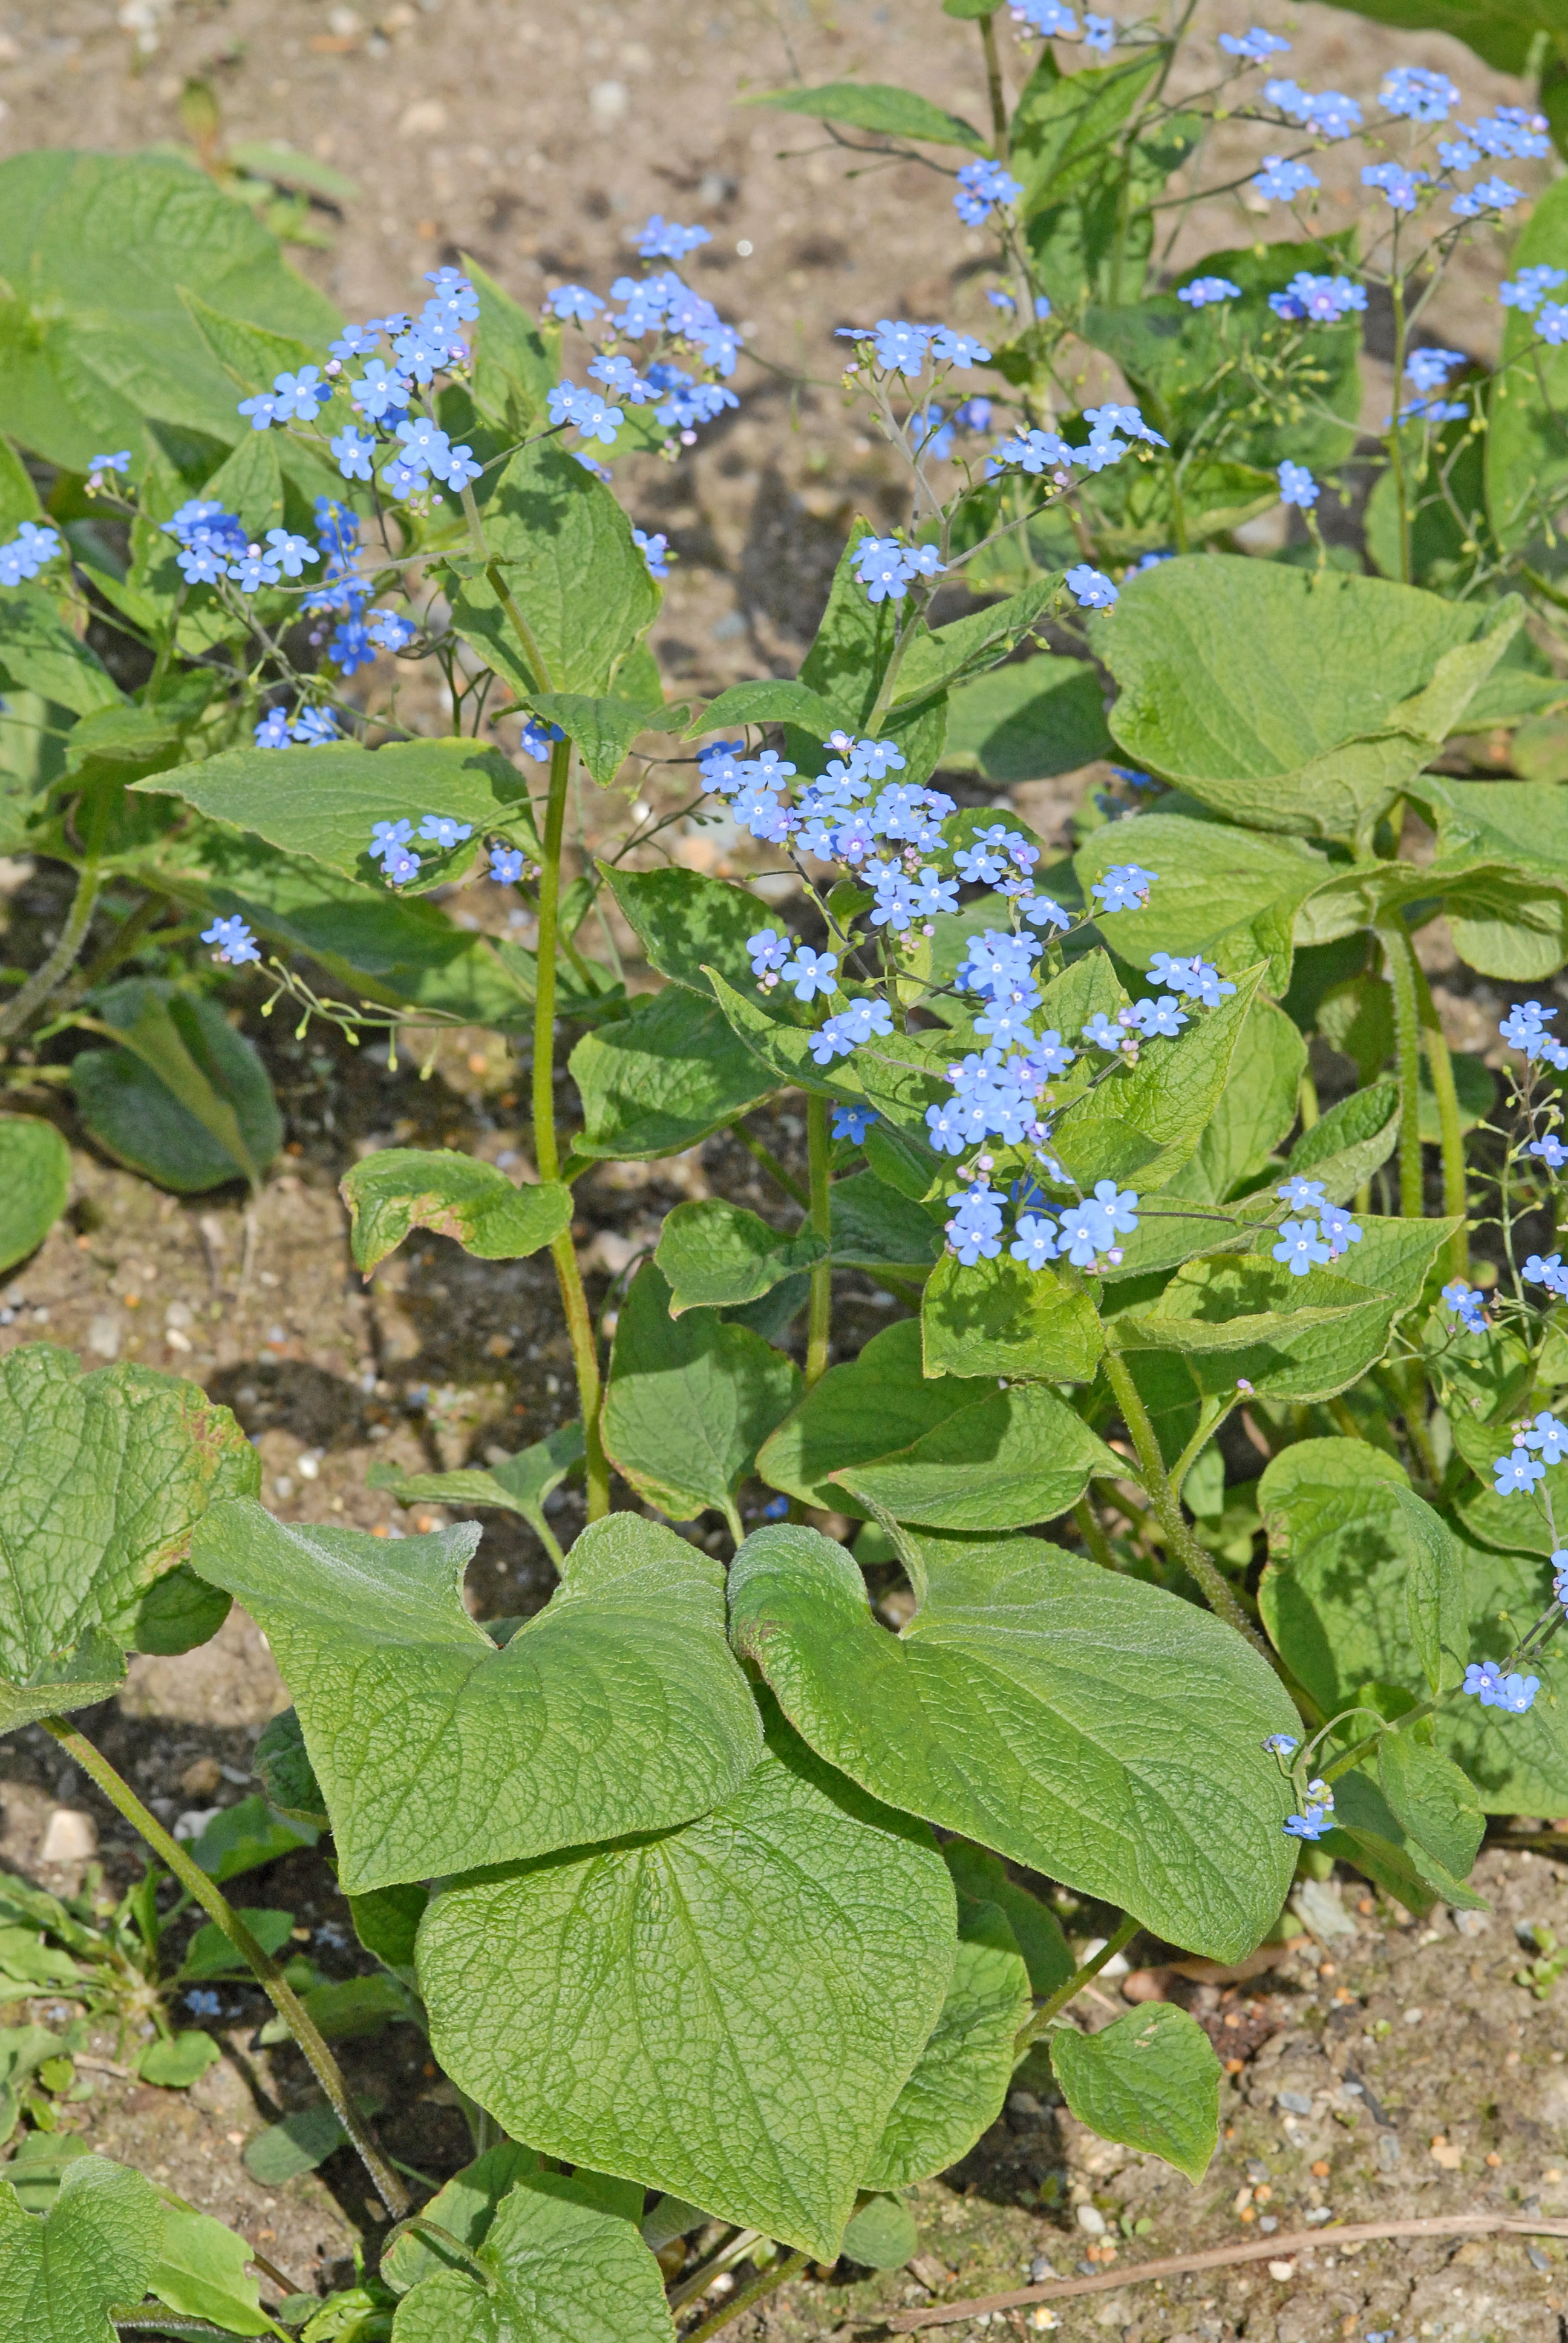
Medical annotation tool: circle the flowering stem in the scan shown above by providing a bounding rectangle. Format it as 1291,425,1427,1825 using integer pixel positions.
805,1093,832,1389
1404,939,1468,1277
1376,915,1424,1219
39,1717,410,2221
533,741,609,1520
1388,260,1413,586
1015,1911,1140,2051
1101,1346,1267,1651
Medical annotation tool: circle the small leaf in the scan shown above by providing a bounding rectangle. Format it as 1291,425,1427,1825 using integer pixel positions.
742,80,988,151
243,2103,362,2186
693,679,842,736
389,2168,677,2343
0,1116,70,1276
349,1883,428,1975
180,1909,295,1980
71,980,281,1194
137,2030,221,2088
0,2154,163,2343
1050,2004,1221,2181
1377,1732,1485,1886
569,985,778,1161
340,1149,572,1273
382,2142,541,2295
186,1794,318,1885
840,2192,919,2268
728,1524,1299,1961
191,1499,763,1895
416,1709,957,2261
251,1706,328,1829
148,2198,282,2336
367,1424,586,1554
941,1841,1074,1997
531,690,684,789
655,1199,825,1316
601,1261,801,1532
863,1892,1031,2189
258,1973,415,2043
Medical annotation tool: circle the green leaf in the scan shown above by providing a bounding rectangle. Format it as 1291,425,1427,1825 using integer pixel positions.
416,1709,957,2261
1321,1766,1484,1915
258,1971,416,2043
941,1841,1074,1996
703,964,871,1106
601,1262,802,1532
191,1499,762,1896
0,149,339,471
0,589,123,716
921,1250,1106,1383
252,1706,328,1829
339,1149,571,1274
1100,558,1523,840
0,1116,69,1276
448,442,658,698
829,1172,943,1275
1050,2004,1221,2182
1012,48,1159,213
1377,1731,1485,1884
133,738,533,894
1052,963,1264,1193
1390,1486,1469,1698
463,254,559,430
70,979,281,1193
942,655,1114,783
742,80,987,150
0,1342,256,1729
382,2142,540,2293
728,1523,1299,1959
367,1423,585,1553
693,680,843,736
187,1794,317,1885
890,581,1063,710
388,2168,676,2343
243,2103,366,2186
599,864,771,1001
350,1881,428,1975
1313,0,1541,78
531,690,683,790
841,2192,919,2268
1158,1000,1306,1213
1074,814,1328,996
794,519,902,734
569,985,778,1161
148,2198,277,2336
1488,172,1568,552
760,1320,973,1514
137,2030,222,2088
655,1199,826,1316
0,2153,162,2343
180,1909,295,1979
863,1892,1031,2189
835,1381,1121,1534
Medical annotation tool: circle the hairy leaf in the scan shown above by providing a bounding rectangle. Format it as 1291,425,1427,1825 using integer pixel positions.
942,655,1114,783
601,863,773,1001
390,2169,676,2343
0,2154,162,2343
570,985,777,1159
148,2197,276,2336
1050,2004,1220,2181
656,1199,826,1316
862,1892,1031,2189
70,980,280,1194
0,1116,70,1276
339,1149,571,1273
921,1250,1106,1382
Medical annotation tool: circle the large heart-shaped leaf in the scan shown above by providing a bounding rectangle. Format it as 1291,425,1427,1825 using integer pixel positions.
188,1502,763,1895
0,1116,69,1276
0,2154,162,2343
1074,814,1327,995
728,1524,1298,1959
0,1344,255,1728
339,1149,572,1273
601,1262,801,1534
1051,964,1263,1193
1050,2003,1220,2182
569,986,777,1161
861,1887,1031,2190
416,1713,956,2260
388,2168,675,2343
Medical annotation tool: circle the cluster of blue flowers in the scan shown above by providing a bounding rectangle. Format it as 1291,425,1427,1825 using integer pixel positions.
1269,1176,1362,1276
0,521,62,588
1492,1410,1568,1501
544,224,742,470
1463,1660,1541,1711
1269,273,1367,326
1283,1780,1334,1841
1500,998,1568,1070
1441,1276,1488,1335
201,915,263,968
853,534,945,603
254,705,340,749
954,159,1023,224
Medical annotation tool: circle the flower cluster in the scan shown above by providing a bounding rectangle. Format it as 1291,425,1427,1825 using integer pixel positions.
1270,1176,1362,1276
954,159,1023,224
542,232,744,470
1491,1412,1567,1504
201,916,262,968
1269,273,1368,326
1284,1779,1335,1840
1441,1277,1488,1335
1500,999,1568,1070
254,705,341,749
0,521,62,588
853,534,945,603
1463,1660,1540,1712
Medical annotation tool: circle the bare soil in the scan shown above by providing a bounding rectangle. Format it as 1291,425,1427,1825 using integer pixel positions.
0,0,1558,2333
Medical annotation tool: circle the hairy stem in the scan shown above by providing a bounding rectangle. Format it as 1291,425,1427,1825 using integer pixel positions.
805,1092,832,1389
1404,936,1468,1277
1102,1349,1266,1650
979,12,1010,160
533,735,608,1518
41,1718,410,2220
682,2250,813,2341
1073,1493,1116,1570
0,802,108,1043
1016,1912,1140,2051
1376,916,1424,1220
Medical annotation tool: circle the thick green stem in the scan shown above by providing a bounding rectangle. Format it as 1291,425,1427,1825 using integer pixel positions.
1016,1911,1140,2051
805,1093,832,1390
533,735,609,1518
1102,1348,1266,1650
1405,939,1468,1277
682,2250,812,2341
1376,917,1424,1220
0,821,106,1043
1388,265,1413,586
41,1719,410,2220
1073,1493,1116,1570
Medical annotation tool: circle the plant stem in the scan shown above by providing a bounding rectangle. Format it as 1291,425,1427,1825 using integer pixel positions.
681,2250,812,2341
0,811,106,1042
805,1092,832,1390
1388,262,1413,586
1376,916,1424,1219
40,1717,410,2222
1101,1348,1266,1651
532,733,608,1519
728,1119,810,1210
1405,937,1468,1277
1016,1911,1140,2051
979,12,1010,159
1073,1493,1116,1569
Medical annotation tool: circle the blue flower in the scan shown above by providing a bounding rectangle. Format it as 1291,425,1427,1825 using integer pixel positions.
1090,862,1156,913
946,1184,1005,1265
1499,265,1567,315
1263,1732,1299,1756
1057,1202,1109,1267
869,318,933,378
368,611,417,652
1252,154,1319,203
1065,563,1118,609
1466,108,1551,162
266,528,319,578
253,707,293,749
328,427,374,482
417,814,474,852
1011,1213,1061,1270
1085,1181,1139,1244
781,946,838,1003
1178,276,1243,307
330,323,382,360
547,283,604,323
954,159,1023,223
1493,1448,1546,1496
1129,994,1187,1038
368,819,414,865
1524,1252,1568,1297
0,521,61,586
1274,1219,1331,1276
1452,177,1524,218
350,359,411,421
1022,897,1072,934
88,448,132,474
328,620,374,674
1083,13,1116,50
1362,162,1429,215
832,1104,880,1144
228,546,281,592
382,845,422,887
489,846,528,886
1441,1278,1488,1334
518,717,566,762
1284,1806,1330,1841
185,1988,224,2019
698,739,747,794
1525,1411,1568,1467
1380,65,1459,122
988,427,1078,476
1463,1660,1540,1712
636,214,711,259
748,928,791,979
633,528,671,579
292,707,339,746
930,327,991,367
1279,459,1319,508
1220,27,1290,59
201,916,261,968
1275,1175,1327,1212
1406,347,1466,395
1318,1204,1362,1259
1270,273,1366,324
1011,0,1079,31
1530,1135,1568,1170
433,442,482,491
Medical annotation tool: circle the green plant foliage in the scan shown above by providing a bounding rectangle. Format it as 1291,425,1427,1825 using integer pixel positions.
601,863,774,1001
367,1423,586,1556
189,1501,762,1894
339,1149,572,1273
148,2195,281,2335
137,2030,222,2088
1050,2002,1221,2181
417,1714,958,2260
569,986,778,1160
0,1344,256,1728
390,2168,676,2343
0,2153,163,2343
656,1199,826,1315
251,1706,328,1828
840,2191,920,2269
742,80,988,149
70,979,281,1193
728,1524,1298,1958
186,1794,318,1883
0,1115,69,1274
941,1843,1075,1995
942,655,1114,782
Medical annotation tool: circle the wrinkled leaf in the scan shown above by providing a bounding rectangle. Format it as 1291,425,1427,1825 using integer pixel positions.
71,980,280,1194
1050,2003,1220,2181
389,2167,676,2343
655,1199,825,1316
0,1116,70,1276
0,2154,162,2343
340,1149,572,1273
862,1892,1031,2189
570,985,778,1161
